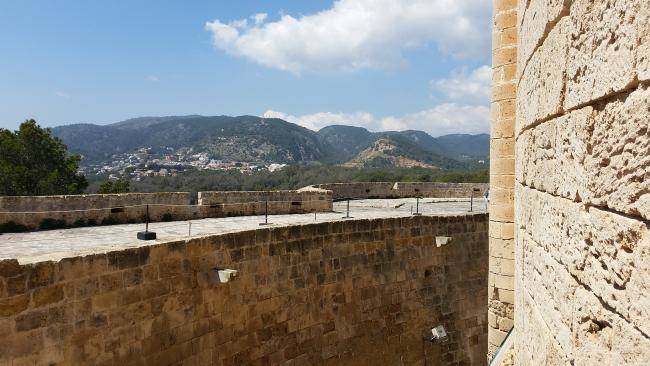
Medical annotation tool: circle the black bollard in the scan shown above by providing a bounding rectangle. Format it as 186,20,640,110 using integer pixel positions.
470,191,473,212
413,197,422,216
342,199,353,219
137,204,156,240
469,188,480,212
259,199,271,226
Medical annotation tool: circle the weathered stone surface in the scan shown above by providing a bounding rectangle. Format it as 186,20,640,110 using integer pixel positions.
510,0,649,363
0,215,489,365
493,27,518,53
0,190,334,231
638,8,650,81
572,287,650,366
516,185,649,336
489,238,514,260
515,289,571,365
516,87,650,219
0,259,22,278
0,192,193,230
520,230,575,357
311,182,488,200
585,86,650,219
491,101,516,138
491,138,515,158
517,226,650,365
32,284,64,307
515,107,591,201
564,0,640,110
27,262,55,289
517,0,570,81
516,17,569,133
489,6,518,358
490,257,515,277
0,295,29,317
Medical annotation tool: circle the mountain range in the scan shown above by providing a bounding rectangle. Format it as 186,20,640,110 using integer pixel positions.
51,115,489,170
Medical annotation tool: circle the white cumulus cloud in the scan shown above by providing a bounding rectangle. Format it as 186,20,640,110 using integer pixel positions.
264,103,489,137
380,104,489,136
251,13,267,25
264,64,492,136
206,0,491,74
264,110,379,131
432,65,491,105
54,91,70,98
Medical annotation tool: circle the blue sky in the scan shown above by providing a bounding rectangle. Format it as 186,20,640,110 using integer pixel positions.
0,0,492,136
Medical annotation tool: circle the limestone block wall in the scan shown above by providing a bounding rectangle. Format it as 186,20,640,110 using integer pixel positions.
307,183,395,199
0,190,334,231
513,0,649,364
392,183,489,199
487,0,517,359
197,190,333,217
0,214,488,366
0,193,192,230
307,182,489,200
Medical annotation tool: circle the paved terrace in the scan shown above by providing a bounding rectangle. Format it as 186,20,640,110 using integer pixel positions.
0,198,487,264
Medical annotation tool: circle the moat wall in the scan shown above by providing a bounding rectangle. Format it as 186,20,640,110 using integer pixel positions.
306,182,489,200
0,193,192,231
0,190,333,231
510,0,650,364
198,190,332,216
0,214,488,366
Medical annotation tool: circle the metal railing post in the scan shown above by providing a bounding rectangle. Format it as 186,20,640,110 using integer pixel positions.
413,197,422,216
137,204,156,240
260,198,270,226
469,190,474,212
342,198,353,219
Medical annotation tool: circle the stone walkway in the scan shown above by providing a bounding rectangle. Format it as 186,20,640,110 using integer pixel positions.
0,198,487,264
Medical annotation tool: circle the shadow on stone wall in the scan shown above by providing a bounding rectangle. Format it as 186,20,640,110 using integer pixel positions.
0,214,488,365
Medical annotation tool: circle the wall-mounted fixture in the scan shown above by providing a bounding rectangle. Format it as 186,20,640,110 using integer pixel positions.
217,268,238,283
412,197,422,216
435,236,452,247
137,205,156,240
198,268,239,287
426,325,449,344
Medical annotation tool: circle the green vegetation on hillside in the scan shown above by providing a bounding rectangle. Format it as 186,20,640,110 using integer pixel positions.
0,120,87,196
97,179,131,194
53,116,333,164
52,115,490,168
87,165,488,194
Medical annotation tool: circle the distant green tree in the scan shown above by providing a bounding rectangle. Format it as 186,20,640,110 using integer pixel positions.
97,179,130,194
113,164,489,193
0,119,87,196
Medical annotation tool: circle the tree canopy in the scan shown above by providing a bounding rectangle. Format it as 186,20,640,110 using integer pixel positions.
93,164,488,194
97,179,130,194
0,120,87,196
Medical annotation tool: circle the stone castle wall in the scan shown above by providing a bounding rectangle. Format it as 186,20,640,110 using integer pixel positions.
0,193,191,212
487,0,517,358
0,214,488,365
307,182,489,200
511,0,649,364
0,193,192,230
198,190,332,216
0,190,333,231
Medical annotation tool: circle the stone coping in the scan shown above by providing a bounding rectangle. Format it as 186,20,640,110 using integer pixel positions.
0,199,487,264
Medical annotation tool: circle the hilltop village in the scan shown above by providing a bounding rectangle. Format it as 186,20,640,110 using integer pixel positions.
79,147,287,180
